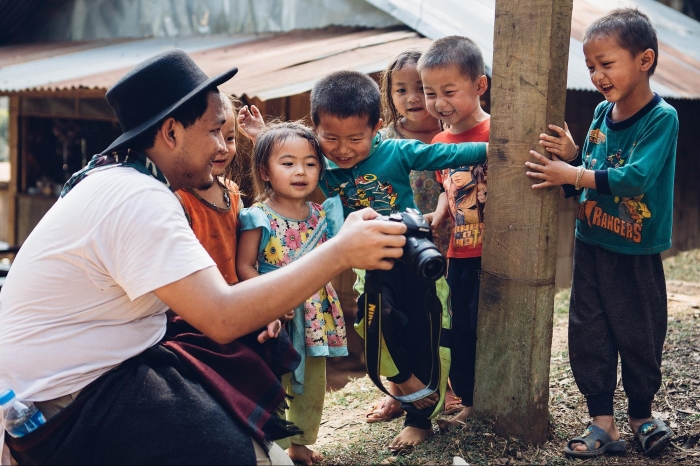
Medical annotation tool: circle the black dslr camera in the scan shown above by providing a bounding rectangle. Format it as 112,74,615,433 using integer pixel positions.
378,208,446,281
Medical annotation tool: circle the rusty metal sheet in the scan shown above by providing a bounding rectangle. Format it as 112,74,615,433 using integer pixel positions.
365,0,700,99
0,27,425,102
2,0,699,100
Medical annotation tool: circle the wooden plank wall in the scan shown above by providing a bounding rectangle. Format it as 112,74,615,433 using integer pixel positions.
6,96,19,246
0,188,8,242
665,97,700,257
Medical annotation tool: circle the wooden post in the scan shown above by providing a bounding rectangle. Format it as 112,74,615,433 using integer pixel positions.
473,0,572,443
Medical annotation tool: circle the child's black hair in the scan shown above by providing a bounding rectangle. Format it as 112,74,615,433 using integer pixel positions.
380,49,423,128
584,8,658,76
416,36,485,82
251,121,324,202
311,70,381,129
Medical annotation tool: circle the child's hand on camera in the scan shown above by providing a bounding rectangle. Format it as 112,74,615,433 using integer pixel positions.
423,211,445,231
538,122,578,162
237,105,265,143
423,192,448,233
281,310,295,322
257,319,282,343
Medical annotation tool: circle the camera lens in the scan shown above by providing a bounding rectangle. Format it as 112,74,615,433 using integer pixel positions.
404,237,446,281
415,250,446,281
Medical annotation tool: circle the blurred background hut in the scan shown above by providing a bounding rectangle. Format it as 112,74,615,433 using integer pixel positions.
0,0,698,384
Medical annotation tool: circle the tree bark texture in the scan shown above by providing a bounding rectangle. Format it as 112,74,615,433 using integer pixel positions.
473,0,573,444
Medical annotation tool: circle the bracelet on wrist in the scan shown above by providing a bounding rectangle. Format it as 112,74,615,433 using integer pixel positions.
574,165,585,190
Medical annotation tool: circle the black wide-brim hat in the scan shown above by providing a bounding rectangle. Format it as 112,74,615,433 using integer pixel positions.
102,49,238,154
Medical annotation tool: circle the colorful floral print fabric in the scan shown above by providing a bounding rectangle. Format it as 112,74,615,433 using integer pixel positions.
244,202,347,355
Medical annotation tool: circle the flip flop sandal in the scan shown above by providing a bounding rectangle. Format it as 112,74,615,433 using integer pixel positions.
563,425,627,458
444,391,465,415
365,400,404,423
635,419,673,456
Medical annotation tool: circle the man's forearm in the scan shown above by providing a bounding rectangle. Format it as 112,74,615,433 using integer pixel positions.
156,209,406,344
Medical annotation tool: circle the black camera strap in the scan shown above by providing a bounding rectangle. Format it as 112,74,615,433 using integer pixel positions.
363,275,442,403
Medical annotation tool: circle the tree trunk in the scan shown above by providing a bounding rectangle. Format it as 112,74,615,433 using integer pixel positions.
473,0,573,444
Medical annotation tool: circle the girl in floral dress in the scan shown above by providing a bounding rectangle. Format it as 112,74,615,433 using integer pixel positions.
236,122,346,466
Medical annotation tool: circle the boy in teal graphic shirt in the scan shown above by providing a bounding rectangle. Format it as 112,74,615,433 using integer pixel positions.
312,70,487,451
526,8,677,459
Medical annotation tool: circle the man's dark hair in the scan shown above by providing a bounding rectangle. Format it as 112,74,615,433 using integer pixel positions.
311,71,381,128
129,88,220,152
584,8,658,76
417,36,485,81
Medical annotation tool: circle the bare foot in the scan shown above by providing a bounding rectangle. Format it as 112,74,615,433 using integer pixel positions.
572,415,620,452
287,444,323,465
395,374,438,410
437,405,473,432
388,426,433,451
366,387,403,423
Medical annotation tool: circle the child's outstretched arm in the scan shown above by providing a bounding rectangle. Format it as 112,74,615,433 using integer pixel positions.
538,122,578,162
237,104,265,143
236,228,283,343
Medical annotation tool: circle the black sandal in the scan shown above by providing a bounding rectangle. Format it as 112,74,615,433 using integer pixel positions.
635,419,673,456
563,425,626,458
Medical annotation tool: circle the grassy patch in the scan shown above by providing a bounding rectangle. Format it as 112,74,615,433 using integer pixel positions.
663,249,700,282
553,288,570,317
315,250,700,464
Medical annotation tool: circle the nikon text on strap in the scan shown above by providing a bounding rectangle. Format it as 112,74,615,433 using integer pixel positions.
362,273,442,403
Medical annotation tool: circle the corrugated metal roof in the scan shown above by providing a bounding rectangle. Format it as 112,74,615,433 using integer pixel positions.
0,34,262,93
364,0,700,99
0,27,431,102
2,1,697,102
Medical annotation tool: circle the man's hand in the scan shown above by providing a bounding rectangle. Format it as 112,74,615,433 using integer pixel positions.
237,105,265,143
257,319,282,343
331,208,406,271
538,122,578,162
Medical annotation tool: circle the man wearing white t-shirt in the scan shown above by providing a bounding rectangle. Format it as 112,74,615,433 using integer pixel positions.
0,50,406,465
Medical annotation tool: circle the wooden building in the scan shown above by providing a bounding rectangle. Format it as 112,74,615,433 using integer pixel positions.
1,0,699,293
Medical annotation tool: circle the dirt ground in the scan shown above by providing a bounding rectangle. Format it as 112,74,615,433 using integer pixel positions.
313,250,700,465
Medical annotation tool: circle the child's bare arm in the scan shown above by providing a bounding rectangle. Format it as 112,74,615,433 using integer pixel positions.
237,105,265,143
236,228,263,281
423,192,448,230
236,228,282,343
538,122,578,162
525,150,597,190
